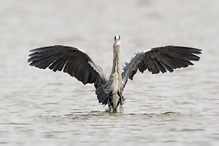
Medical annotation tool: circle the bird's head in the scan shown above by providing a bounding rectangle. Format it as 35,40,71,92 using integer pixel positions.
114,34,121,47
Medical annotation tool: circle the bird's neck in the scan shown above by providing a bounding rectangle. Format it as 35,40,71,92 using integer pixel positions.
112,46,121,74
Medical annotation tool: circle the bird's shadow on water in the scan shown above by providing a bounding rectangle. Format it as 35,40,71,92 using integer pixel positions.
34,110,185,128
62,110,182,121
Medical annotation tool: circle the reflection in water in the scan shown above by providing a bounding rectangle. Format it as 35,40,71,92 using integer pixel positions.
64,111,182,120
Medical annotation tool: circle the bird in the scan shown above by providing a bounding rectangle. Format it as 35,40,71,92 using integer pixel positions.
28,34,202,113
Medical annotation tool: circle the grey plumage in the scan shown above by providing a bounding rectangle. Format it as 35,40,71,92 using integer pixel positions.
122,46,201,87
28,45,108,105
28,35,202,112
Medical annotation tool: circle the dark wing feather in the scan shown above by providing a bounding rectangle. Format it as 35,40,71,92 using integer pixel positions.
122,46,202,86
28,45,108,104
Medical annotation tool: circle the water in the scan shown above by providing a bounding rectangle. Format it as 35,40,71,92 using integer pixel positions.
0,0,219,145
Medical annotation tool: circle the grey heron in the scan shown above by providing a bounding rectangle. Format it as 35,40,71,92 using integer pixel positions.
28,34,201,112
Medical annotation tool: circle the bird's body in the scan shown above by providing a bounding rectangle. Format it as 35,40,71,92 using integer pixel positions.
28,35,201,112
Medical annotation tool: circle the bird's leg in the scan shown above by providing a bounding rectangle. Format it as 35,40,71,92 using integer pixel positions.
117,93,125,112
106,91,125,113
118,104,124,113
107,93,114,112
119,93,125,105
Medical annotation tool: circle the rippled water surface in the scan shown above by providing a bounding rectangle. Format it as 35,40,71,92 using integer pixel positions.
0,0,219,145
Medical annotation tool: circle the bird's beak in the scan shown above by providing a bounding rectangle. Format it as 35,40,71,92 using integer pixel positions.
115,39,120,46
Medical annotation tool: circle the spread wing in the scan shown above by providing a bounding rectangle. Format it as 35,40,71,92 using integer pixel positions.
122,46,202,86
28,45,108,104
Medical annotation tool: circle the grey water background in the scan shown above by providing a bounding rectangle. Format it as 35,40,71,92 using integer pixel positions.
0,0,219,145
